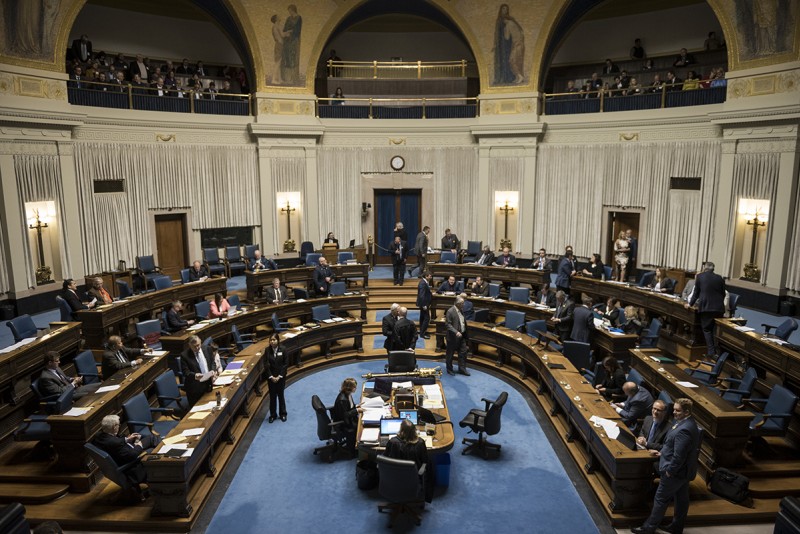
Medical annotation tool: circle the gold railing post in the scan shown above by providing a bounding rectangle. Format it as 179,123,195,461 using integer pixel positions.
417,60,422,79
127,84,133,109
373,61,378,79
461,59,466,77
661,85,667,108
369,98,373,119
599,89,604,112
189,90,195,113
542,93,547,116
315,97,319,118
422,98,426,119
327,59,332,78
475,96,480,118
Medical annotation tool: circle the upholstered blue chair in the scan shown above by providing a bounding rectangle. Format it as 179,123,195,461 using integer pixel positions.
6,315,44,343
13,414,52,444
440,251,457,264
525,320,548,343
116,279,133,298
462,241,482,263
657,390,673,412
488,283,501,299
152,275,173,291
231,324,255,351
225,246,247,276
563,341,591,371
74,350,101,384
684,352,729,385
180,268,190,284
712,366,757,406
299,241,314,262
84,442,142,498
639,318,662,348
305,253,322,267
293,287,310,300
135,255,161,290
637,271,656,288
272,313,289,333
55,296,73,321
203,248,227,277
762,318,798,342
135,319,166,350
728,292,741,317
227,294,241,310
122,392,179,440
329,281,346,296
154,370,188,414
472,308,490,323
194,300,211,320
747,385,798,439
499,310,525,332
337,251,354,264
603,265,613,280
626,368,644,387
509,287,530,304
244,244,259,265
31,378,74,415
312,304,332,322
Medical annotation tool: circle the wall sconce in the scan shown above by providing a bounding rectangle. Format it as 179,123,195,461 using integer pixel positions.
280,200,297,253
737,199,769,282
495,192,518,251
361,202,371,218
27,208,54,285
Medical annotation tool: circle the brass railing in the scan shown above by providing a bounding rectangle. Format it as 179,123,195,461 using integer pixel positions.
326,60,469,79
316,96,479,119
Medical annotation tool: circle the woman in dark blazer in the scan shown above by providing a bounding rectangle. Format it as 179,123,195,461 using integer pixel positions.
266,334,288,423
333,377,362,454
595,356,625,399
385,418,433,502
649,267,675,294
581,253,605,279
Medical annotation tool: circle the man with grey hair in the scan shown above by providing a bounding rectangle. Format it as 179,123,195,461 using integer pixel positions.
165,300,194,333
382,303,400,353
180,334,219,406
685,261,726,356
93,414,155,489
102,335,151,379
393,306,418,351
637,399,671,452
445,297,470,376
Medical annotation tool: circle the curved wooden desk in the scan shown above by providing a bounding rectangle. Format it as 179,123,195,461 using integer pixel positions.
245,264,370,300
428,263,549,288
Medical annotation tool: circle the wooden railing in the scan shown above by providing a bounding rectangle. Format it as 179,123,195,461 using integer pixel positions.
326,60,469,79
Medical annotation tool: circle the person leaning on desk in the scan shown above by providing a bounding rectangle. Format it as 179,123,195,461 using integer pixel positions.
334,377,363,456
384,418,433,502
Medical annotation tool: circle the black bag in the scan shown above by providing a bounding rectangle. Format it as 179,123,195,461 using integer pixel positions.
708,467,750,504
356,459,378,490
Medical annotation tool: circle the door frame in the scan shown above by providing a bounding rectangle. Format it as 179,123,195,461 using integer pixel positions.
602,207,645,277
149,209,193,268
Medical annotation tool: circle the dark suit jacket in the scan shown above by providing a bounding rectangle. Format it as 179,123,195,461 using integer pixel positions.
658,417,701,480
534,289,556,308
638,415,671,451
389,240,408,264
437,280,459,293
102,346,143,379
476,252,495,266
165,308,189,332
689,270,726,314
93,432,149,484
323,238,339,249
382,313,397,350
471,281,489,297
180,347,216,406
494,254,516,267
414,232,428,257
61,289,88,317
416,279,432,308
71,39,92,62
555,257,574,288
570,305,595,344
532,257,550,271
385,436,428,470
39,368,73,397
333,392,358,431
650,277,676,294
441,235,459,250
251,257,277,271
553,299,575,340
265,285,289,304
188,266,208,281
266,345,288,378
618,387,654,427
313,265,335,295
600,367,626,398
393,317,418,350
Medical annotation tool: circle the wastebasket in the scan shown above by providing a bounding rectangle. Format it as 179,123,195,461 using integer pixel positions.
434,453,451,487
0,303,15,321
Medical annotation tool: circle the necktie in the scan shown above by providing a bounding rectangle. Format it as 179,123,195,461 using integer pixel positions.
117,350,126,363
276,288,281,303
648,421,658,444
541,293,546,305
196,351,209,374
55,368,70,385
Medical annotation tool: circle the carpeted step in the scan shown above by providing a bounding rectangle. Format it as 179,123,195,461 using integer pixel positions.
0,482,70,504
748,477,800,497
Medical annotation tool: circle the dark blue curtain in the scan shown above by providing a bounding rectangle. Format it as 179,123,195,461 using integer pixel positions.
376,193,396,257
399,192,420,255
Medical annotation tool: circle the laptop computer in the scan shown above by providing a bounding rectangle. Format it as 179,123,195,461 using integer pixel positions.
379,417,404,446
372,377,393,400
415,404,446,424
616,427,642,451
398,410,418,425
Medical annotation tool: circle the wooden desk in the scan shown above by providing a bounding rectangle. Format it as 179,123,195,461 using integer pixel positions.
160,295,367,356
629,348,753,467
428,263,550,288
716,318,800,389
84,270,134,300
75,277,227,349
570,277,705,360
315,247,367,264
357,377,454,454
47,352,169,472
245,264,370,301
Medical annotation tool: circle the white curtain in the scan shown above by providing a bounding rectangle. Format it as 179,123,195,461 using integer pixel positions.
787,179,800,292
0,217,8,294
14,154,73,288
489,158,523,249
722,152,779,283
74,142,259,274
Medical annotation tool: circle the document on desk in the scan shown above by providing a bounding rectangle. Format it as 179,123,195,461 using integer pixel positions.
182,428,204,437
362,396,385,409
361,409,386,425
734,325,755,332
63,406,92,417
189,411,210,420
147,350,168,358
213,375,236,386
392,381,413,389
423,399,444,409
423,435,434,448
360,428,380,442
190,401,217,412
225,361,244,371
187,324,205,331
675,381,699,388
162,434,187,445
95,384,121,393
422,384,442,400
589,415,620,439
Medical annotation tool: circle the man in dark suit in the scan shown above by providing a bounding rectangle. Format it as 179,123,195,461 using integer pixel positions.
570,293,595,344
437,275,459,294
470,275,489,297
180,335,219,407
93,414,155,489
128,54,149,82
39,351,99,400
393,306,418,350
313,256,336,297
636,399,671,452
633,398,702,534
250,250,277,271
475,246,495,266
533,248,550,271
265,277,289,304
102,335,150,379
165,300,195,333
445,297,470,376
416,271,433,339
176,58,194,75
188,260,208,281
382,303,399,354
612,381,654,429
552,290,574,341
71,34,92,63
626,229,638,276
441,228,459,252
495,247,516,267
61,278,96,318
555,250,576,294
686,261,726,356
534,282,556,307
389,236,408,286
412,226,430,278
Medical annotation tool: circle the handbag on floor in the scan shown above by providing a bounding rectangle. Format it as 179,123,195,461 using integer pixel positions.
707,467,750,504
356,459,379,490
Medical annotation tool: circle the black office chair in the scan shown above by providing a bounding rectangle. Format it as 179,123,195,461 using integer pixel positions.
0,502,30,534
385,350,417,373
377,455,426,527
311,394,345,462
84,442,146,502
459,391,508,458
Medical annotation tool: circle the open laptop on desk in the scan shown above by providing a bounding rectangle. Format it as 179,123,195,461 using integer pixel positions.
348,239,356,249
378,417,404,446
616,427,645,450
415,404,446,424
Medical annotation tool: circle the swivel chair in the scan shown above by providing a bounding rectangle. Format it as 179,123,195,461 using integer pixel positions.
84,442,146,502
153,370,188,415
462,240,482,263
499,310,525,332
562,341,591,371
745,384,798,441
439,251,457,264
311,394,345,462
272,313,290,333
712,366,757,406
299,241,314,263
377,455,426,527
337,251,354,264
6,315,44,343
509,287,530,304
329,281,346,296
459,391,508,458
762,318,799,342
122,392,179,441
135,319,168,350
179,269,190,284
638,271,656,288
194,300,211,320
385,351,417,373
305,253,322,267
116,279,133,299
152,275,173,291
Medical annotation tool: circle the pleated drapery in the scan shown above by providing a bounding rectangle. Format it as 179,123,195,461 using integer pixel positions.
787,180,800,292
0,217,8,294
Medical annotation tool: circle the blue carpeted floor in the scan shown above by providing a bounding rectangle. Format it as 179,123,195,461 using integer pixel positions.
204,360,601,534
373,309,425,349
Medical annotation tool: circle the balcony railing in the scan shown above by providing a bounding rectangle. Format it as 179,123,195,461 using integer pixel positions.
543,83,726,115
317,96,479,119
326,60,470,79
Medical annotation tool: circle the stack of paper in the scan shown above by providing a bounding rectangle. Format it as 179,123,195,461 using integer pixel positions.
63,406,92,417
96,384,121,393
734,325,755,332
589,415,620,439
422,384,442,401
360,428,380,442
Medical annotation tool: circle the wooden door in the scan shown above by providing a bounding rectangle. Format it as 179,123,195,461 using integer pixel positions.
155,214,188,279
374,189,421,265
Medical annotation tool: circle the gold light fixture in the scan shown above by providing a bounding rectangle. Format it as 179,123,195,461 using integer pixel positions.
27,208,54,285
495,192,518,251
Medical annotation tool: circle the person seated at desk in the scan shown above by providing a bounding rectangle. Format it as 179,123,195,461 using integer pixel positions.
181,335,221,407
649,267,675,294
384,418,433,503
622,305,645,337
313,256,336,297
581,253,605,280
333,377,363,456
208,293,231,318
470,275,488,297
393,306,419,350
265,277,289,304
188,260,208,282
595,356,625,400
323,232,339,249
600,297,623,327
533,248,550,271
165,300,195,333
93,414,155,495
437,275,459,294
102,335,150,379
61,278,96,318
475,246,495,266
611,381,654,429
40,351,101,400
87,277,113,305
440,228,459,252
250,250,277,271
494,247,516,268
535,282,557,308
637,399,671,452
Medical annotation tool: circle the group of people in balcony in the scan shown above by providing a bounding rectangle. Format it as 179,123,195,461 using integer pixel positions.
561,65,726,100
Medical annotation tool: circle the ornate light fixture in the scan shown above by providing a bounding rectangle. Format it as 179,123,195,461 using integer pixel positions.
741,207,768,282
27,209,54,285
280,200,296,253
495,192,518,251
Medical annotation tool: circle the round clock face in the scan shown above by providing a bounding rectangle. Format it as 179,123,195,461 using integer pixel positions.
391,156,405,171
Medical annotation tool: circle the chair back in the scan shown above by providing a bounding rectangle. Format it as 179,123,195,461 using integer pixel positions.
84,442,134,491
728,292,740,317
55,296,73,321
504,310,525,332
776,318,799,341
752,385,799,436
488,283,501,298
377,455,423,504
272,313,287,332
721,367,757,404
180,269,190,284
6,315,38,342
195,300,211,320
627,368,644,386
305,253,322,266
293,287,309,300
153,370,183,410
525,320,547,341
203,248,221,264
31,377,75,414
299,241,314,260
122,392,154,435
484,391,509,436
563,341,591,370
657,390,673,413
225,246,242,262
116,279,133,298
603,265,613,280
135,319,163,350
136,255,156,274
509,287,530,304
244,244,259,262
329,281,346,296
337,251,354,264
466,240,482,256
227,294,241,310
638,271,656,287
231,324,251,350
472,308,489,323
639,317,662,348
387,350,417,373
312,394,335,441
74,349,100,384
709,352,729,378
440,251,457,264
312,304,331,322
152,275,173,291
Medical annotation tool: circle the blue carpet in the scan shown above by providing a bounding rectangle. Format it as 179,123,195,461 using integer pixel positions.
205,360,600,534
372,335,426,350
373,310,425,349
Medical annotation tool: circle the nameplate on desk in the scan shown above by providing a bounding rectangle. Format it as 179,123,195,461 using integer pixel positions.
547,363,566,370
